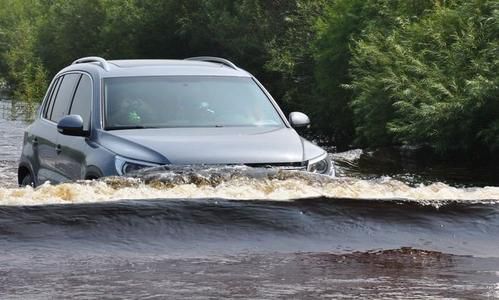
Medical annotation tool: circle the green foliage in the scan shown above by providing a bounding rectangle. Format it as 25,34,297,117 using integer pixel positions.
264,1,327,117
313,0,369,147
349,0,499,155
0,0,48,111
36,0,107,75
313,0,436,148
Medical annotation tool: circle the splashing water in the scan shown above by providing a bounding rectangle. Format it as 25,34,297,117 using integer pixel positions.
0,167,497,206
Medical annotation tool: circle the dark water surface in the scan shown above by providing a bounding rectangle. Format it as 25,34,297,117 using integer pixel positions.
1,100,499,299
0,101,26,188
1,199,499,299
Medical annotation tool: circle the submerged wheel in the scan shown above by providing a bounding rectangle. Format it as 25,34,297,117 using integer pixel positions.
20,172,35,187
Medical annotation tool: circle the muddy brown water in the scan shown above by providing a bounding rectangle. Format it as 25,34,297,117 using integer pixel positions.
1,100,498,299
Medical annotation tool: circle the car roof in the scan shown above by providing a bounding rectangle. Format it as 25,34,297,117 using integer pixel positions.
58,57,252,78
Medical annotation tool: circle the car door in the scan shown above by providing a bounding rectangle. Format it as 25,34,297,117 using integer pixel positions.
30,76,62,184
41,73,81,183
56,73,93,180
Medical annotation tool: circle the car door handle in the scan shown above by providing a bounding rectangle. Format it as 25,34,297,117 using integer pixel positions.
55,144,62,154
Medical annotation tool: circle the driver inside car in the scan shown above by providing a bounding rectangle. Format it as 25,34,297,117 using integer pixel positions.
107,95,155,127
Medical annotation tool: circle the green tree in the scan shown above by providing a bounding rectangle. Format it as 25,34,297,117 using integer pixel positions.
313,0,436,148
349,0,499,156
36,0,107,76
0,0,48,113
264,0,327,123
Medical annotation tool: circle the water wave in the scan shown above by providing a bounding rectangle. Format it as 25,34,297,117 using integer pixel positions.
0,167,497,206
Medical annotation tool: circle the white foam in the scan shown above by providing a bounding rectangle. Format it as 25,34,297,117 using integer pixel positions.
0,175,498,206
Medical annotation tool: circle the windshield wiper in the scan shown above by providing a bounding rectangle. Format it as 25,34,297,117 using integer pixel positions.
105,125,147,130
106,124,230,130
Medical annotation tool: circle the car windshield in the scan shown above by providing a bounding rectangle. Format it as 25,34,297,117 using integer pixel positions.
104,76,284,129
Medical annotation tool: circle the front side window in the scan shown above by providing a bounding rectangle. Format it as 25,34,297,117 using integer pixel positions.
69,74,92,131
50,73,80,122
104,76,284,129
43,77,61,119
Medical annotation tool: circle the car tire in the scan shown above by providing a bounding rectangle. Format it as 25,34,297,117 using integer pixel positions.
20,172,35,187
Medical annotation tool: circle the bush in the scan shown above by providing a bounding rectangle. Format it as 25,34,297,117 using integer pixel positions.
349,0,498,156
1,1,48,113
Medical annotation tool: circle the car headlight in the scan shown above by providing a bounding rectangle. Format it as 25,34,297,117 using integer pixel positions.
114,156,160,175
307,153,332,175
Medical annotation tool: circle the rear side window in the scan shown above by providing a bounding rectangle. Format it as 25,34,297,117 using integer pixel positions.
69,75,92,131
49,74,80,122
43,77,62,119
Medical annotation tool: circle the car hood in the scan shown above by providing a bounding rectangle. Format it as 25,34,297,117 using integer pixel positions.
102,126,324,165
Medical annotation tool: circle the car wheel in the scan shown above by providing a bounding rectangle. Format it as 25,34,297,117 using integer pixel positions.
20,173,35,187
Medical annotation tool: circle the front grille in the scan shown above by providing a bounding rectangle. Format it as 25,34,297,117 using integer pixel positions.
245,161,308,171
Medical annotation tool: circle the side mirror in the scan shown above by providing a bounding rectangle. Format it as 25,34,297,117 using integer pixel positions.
289,112,310,128
57,115,87,136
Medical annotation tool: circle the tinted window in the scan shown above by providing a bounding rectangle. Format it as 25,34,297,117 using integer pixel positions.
43,77,61,119
50,74,80,122
69,75,92,131
104,76,283,129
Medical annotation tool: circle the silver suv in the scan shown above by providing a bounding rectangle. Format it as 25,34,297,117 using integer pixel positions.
18,56,333,186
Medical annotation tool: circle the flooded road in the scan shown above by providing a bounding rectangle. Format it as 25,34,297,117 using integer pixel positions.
2,199,499,299
0,100,498,299
0,101,26,188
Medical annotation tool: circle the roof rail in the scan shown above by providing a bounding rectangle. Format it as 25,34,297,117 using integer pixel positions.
72,56,110,71
185,56,238,70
